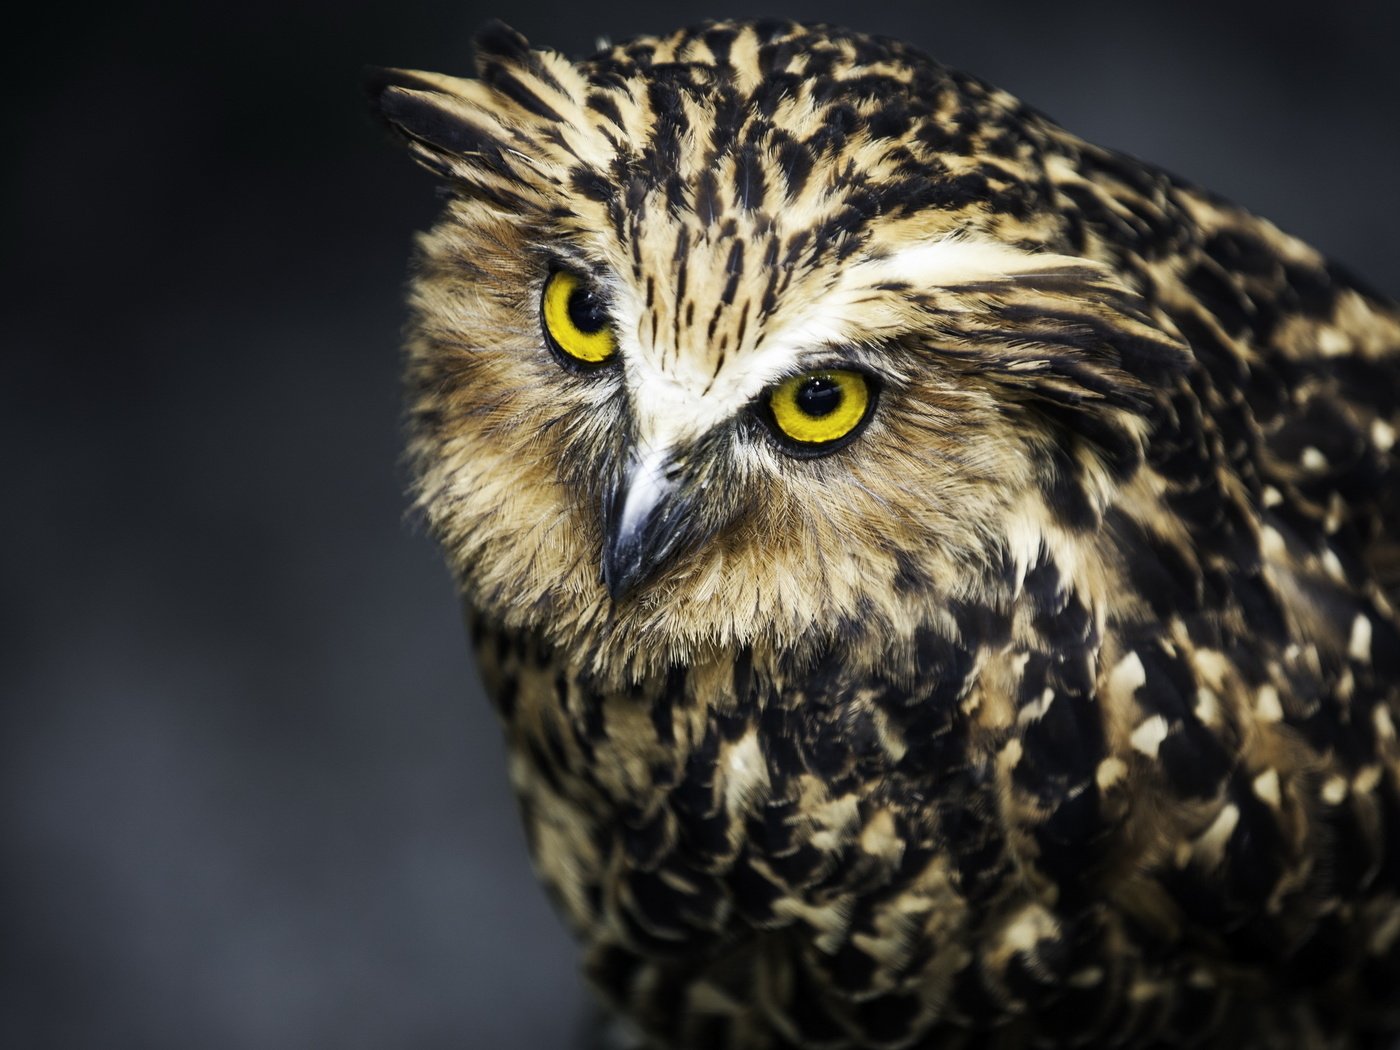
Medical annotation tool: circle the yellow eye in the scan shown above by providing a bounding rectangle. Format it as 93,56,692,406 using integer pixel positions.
767,369,873,450
541,270,617,366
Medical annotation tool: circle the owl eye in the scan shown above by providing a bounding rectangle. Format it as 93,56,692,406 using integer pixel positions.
541,270,618,367
764,369,875,454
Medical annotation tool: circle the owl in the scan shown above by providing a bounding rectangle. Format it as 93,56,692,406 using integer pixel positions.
370,19,1400,1050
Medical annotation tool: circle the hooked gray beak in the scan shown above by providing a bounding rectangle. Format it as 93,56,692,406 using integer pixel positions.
601,449,687,601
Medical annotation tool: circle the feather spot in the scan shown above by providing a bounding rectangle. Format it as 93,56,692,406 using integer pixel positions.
1323,493,1345,534
1251,768,1282,809
1017,687,1055,725
859,808,903,860
1000,902,1061,956
1129,714,1170,758
1299,446,1328,472
1096,756,1128,791
1255,684,1284,722
1193,803,1240,870
1107,650,1146,699
1321,775,1349,805
1193,687,1222,727
1316,327,1351,355
1349,614,1372,663
1374,704,1396,743
1371,417,1396,453
1354,764,1383,795
1260,525,1287,560
723,730,769,811
1321,548,1347,583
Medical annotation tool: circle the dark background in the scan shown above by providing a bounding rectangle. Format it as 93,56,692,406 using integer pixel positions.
5,1,1397,1047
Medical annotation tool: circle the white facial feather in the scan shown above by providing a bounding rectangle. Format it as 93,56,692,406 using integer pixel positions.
617,234,1061,452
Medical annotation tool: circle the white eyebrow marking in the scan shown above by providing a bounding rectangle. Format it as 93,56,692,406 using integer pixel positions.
618,233,1083,448
861,234,1071,287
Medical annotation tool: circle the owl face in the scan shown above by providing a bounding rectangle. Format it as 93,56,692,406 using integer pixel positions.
374,21,1188,677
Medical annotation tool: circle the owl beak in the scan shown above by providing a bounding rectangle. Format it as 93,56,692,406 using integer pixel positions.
601,448,685,601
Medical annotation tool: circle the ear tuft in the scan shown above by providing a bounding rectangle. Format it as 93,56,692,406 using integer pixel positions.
374,86,486,157
365,30,596,207
363,66,452,130
364,68,517,185
473,20,534,64
363,65,442,103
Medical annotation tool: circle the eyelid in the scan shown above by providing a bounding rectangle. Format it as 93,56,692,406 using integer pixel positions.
764,360,883,396
774,348,885,380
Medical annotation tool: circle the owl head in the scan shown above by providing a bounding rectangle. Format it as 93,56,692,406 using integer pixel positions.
370,20,1190,679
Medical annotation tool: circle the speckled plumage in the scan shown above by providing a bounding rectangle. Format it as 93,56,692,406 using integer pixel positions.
370,19,1400,1049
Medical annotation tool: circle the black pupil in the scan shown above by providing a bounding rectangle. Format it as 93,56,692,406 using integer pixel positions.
567,284,608,334
796,376,843,417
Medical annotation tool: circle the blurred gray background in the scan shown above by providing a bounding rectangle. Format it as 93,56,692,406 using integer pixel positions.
4,1,1397,1046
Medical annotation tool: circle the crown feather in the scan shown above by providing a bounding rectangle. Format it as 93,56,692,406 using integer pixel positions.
368,26,624,219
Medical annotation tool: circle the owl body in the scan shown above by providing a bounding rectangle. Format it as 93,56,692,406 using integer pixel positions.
372,20,1400,1049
